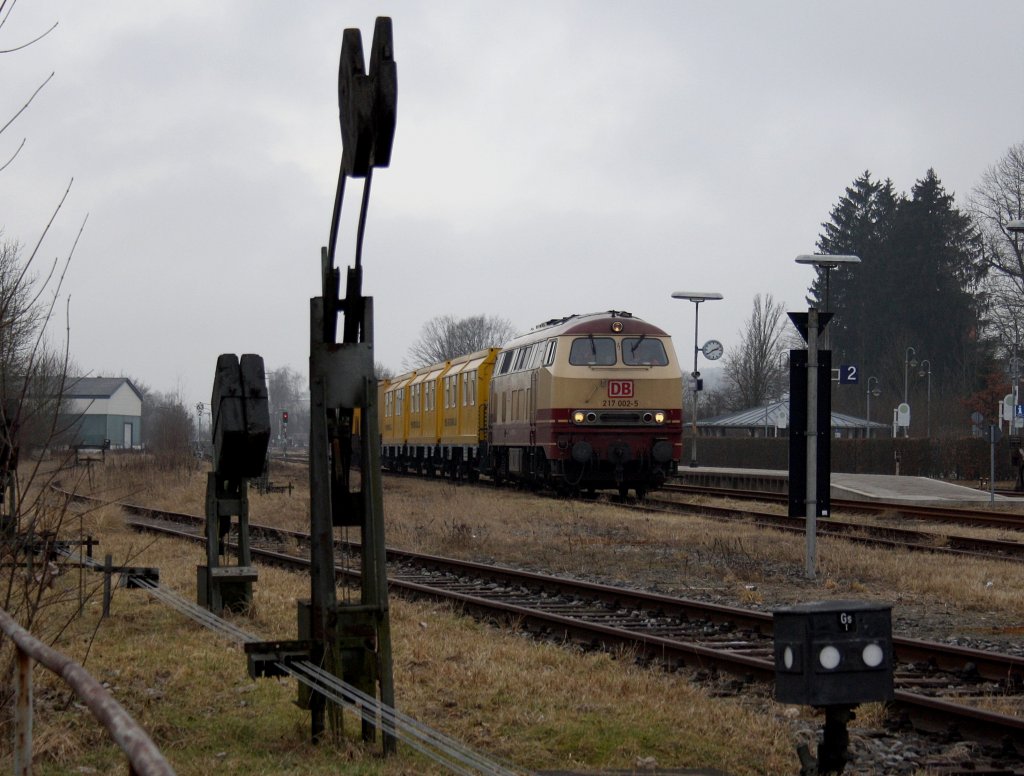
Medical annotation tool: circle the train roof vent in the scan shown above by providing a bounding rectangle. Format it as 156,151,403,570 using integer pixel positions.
536,313,579,329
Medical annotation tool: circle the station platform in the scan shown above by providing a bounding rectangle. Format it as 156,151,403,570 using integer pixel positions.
674,466,1024,504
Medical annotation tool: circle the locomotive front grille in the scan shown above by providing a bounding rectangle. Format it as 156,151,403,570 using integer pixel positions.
571,409,667,426
599,412,642,424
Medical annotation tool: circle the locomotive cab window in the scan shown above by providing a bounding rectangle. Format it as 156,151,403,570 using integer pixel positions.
569,336,616,366
622,337,669,366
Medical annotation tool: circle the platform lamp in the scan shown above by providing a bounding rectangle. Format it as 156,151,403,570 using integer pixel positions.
795,254,861,350
918,360,931,437
866,377,880,439
903,347,918,438
671,291,723,467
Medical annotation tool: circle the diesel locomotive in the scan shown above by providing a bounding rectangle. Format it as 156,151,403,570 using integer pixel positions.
379,310,683,497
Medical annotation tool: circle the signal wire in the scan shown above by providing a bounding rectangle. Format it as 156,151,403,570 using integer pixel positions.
123,576,527,776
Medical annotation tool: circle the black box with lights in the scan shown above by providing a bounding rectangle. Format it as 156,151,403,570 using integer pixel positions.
773,600,893,774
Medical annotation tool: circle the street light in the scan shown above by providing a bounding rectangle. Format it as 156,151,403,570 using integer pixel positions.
795,254,860,351
794,254,862,312
671,291,723,467
918,359,931,437
866,376,880,438
902,346,917,437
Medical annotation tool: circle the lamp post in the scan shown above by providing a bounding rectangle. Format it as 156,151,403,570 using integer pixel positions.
671,291,723,467
792,254,860,579
903,346,917,437
866,376,880,439
918,359,931,437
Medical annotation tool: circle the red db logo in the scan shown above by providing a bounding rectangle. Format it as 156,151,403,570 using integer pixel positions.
608,380,634,398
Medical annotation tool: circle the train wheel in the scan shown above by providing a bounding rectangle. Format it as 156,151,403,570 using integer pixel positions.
634,487,647,501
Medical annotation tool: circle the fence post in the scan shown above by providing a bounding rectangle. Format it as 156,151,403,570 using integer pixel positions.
15,646,32,774
103,555,113,618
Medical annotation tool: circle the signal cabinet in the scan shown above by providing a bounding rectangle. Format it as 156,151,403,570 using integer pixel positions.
773,600,893,707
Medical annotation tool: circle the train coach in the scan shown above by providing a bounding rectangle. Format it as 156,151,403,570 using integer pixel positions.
379,310,683,498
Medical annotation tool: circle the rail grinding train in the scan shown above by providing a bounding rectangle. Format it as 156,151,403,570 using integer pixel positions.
379,310,683,498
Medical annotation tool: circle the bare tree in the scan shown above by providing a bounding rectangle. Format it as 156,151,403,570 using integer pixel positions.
141,388,194,472
970,141,1024,357
267,365,308,444
721,294,789,410
404,314,517,369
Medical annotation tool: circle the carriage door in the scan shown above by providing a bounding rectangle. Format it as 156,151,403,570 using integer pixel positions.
529,370,538,446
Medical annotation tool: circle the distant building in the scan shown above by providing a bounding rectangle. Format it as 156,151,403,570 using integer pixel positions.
62,377,144,448
699,399,888,439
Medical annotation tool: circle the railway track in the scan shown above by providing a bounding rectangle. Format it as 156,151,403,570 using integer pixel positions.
664,481,1024,529
638,486,1024,562
65,491,1024,758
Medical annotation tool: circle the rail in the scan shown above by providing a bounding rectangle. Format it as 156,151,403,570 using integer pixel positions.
0,606,175,776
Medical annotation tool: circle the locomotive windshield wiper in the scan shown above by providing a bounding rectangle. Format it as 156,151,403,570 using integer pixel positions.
588,334,596,355
630,334,646,354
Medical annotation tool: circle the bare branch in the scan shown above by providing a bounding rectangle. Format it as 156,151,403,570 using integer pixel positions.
0,20,57,53
0,137,25,172
0,71,54,136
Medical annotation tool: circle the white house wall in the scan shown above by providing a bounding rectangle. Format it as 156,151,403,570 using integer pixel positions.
67,397,108,415
108,384,143,416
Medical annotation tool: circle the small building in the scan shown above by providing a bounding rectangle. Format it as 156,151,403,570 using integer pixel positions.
63,377,144,449
698,399,888,439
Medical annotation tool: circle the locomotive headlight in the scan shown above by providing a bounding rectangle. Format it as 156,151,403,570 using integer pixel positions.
654,410,666,424
572,410,586,424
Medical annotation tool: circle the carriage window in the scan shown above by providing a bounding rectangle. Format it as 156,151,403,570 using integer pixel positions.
496,351,513,374
396,388,404,416
622,338,669,366
542,339,557,366
568,336,616,365
512,347,528,372
527,343,543,369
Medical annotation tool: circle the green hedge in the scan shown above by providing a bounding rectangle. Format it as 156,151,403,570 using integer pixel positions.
693,435,1018,482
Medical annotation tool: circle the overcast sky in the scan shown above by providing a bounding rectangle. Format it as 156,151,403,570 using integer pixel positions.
4,1,1023,408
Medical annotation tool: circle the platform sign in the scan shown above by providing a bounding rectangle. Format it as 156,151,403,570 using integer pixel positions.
837,365,858,384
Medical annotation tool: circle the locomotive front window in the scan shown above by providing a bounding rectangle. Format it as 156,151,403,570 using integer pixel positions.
622,337,669,366
569,336,617,366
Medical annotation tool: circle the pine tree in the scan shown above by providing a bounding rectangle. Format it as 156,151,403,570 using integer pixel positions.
813,170,985,420
811,172,899,392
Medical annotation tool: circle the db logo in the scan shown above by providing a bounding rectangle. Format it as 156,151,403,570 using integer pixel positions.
608,380,634,398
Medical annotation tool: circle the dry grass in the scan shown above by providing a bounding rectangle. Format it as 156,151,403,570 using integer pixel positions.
12,456,1024,773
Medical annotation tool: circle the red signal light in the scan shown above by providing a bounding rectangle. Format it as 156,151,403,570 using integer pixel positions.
282,412,289,423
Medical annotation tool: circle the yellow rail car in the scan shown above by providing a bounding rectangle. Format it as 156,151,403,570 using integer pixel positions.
380,348,499,479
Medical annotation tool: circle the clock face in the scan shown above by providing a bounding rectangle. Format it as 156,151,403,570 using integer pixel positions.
702,339,724,360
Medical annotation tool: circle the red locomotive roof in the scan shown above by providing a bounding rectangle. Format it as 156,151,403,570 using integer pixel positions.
502,311,670,349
